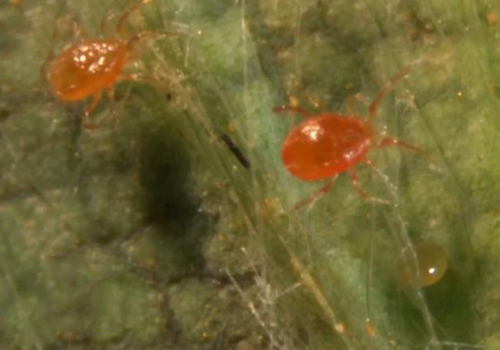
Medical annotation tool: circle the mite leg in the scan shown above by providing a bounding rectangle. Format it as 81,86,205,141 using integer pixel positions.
105,87,120,122
101,12,116,37
116,0,152,37
118,73,170,93
118,73,151,83
84,92,102,117
368,67,411,123
118,73,157,89
349,167,389,204
291,176,336,212
378,137,431,162
273,105,311,119
378,137,422,153
82,92,103,130
126,30,176,52
378,137,440,173
85,88,120,128
349,168,370,200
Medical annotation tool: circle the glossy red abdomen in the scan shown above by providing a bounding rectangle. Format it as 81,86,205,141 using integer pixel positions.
282,113,373,181
49,39,128,101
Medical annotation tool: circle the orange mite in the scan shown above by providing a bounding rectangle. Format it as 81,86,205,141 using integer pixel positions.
274,68,421,209
49,39,128,103
42,0,158,128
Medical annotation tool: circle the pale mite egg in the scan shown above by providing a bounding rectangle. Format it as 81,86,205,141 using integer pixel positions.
397,242,449,288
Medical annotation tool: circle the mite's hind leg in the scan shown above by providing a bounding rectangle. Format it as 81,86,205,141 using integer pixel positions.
85,88,120,128
98,87,124,125
116,0,152,37
368,67,412,122
378,137,435,169
126,30,177,54
118,73,169,93
82,92,103,130
119,73,151,84
349,168,370,200
290,176,336,212
101,9,117,37
378,137,423,154
105,87,118,121
84,92,102,117
349,166,389,204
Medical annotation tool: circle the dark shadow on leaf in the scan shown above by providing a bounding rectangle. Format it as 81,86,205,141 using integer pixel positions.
137,119,211,276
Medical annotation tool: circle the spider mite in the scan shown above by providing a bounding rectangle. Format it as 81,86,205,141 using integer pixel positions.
274,66,423,210
41,0,162,129
220,134,251,169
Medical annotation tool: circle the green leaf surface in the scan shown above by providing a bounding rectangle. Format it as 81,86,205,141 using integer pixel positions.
1,0,499,349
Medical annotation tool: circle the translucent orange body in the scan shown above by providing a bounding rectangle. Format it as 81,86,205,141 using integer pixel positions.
41,0,157,128
282,113,373,181
49,39,128,101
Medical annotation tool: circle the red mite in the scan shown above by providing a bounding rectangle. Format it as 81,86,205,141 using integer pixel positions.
41,0,158,129
274,68,421,209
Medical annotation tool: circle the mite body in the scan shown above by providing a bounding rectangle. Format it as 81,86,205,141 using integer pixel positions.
41,0,159,128
275,67,422,209
281,113,373,181
49,39,128,102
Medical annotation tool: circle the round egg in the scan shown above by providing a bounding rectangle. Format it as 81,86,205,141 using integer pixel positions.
397,242,449,288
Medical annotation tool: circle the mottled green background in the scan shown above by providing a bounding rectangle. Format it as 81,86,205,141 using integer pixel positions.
1,0,499,349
